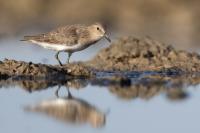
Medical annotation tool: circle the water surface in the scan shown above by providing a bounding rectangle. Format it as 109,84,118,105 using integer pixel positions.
0,39,200,133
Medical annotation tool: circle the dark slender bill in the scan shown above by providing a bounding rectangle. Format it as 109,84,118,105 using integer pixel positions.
104,34,111,43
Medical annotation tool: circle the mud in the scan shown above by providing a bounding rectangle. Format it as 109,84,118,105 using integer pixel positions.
87,36,200,72
0,59,91,78
1,36,200,78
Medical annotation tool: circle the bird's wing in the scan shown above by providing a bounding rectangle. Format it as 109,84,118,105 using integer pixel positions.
22,25,83,45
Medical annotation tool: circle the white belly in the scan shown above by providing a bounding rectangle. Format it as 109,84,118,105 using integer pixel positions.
30,40,83,52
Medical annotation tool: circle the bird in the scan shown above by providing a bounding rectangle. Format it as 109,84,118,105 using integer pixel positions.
24,88,106,128
21,23,111,66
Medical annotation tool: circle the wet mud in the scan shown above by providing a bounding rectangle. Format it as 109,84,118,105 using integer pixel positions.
0,59,91,78
1,36,200,78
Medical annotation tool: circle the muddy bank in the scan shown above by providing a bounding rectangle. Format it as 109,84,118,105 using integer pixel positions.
1,36,200,78
0,59,91,78
86,36,200,72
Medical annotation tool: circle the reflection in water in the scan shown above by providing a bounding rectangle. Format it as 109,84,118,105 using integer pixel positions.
24,89,105,128
1,72,200,130
166,88,188,101
0,72,200,101
0,77,88,92
109,78,188,101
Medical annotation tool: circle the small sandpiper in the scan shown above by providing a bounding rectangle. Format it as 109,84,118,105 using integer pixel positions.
21,23,111,66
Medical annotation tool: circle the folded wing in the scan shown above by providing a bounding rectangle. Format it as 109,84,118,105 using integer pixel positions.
22,25,82,46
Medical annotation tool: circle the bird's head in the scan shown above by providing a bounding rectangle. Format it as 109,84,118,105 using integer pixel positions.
89,23,111,43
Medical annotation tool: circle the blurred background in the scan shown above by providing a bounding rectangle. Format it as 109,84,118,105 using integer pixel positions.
1,1,200,133
0,0,199,50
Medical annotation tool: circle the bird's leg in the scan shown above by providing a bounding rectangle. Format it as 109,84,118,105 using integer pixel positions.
66,87,73,99
55,85,61,98
55,51,63,66
66,52,72,64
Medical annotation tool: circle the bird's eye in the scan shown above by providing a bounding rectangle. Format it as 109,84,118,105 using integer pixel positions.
97,27,100,30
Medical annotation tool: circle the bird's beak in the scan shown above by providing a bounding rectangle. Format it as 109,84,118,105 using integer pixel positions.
104,34,111,43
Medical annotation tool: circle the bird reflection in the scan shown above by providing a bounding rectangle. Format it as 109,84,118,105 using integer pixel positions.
24,87,106,128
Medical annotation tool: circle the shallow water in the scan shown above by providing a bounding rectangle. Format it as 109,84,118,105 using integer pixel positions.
0,39,200,133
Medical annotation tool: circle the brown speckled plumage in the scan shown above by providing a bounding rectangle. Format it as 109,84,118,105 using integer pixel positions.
24,24,91,45
22,23,111,66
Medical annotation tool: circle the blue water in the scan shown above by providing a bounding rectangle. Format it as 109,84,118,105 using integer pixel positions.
0,39,200,133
